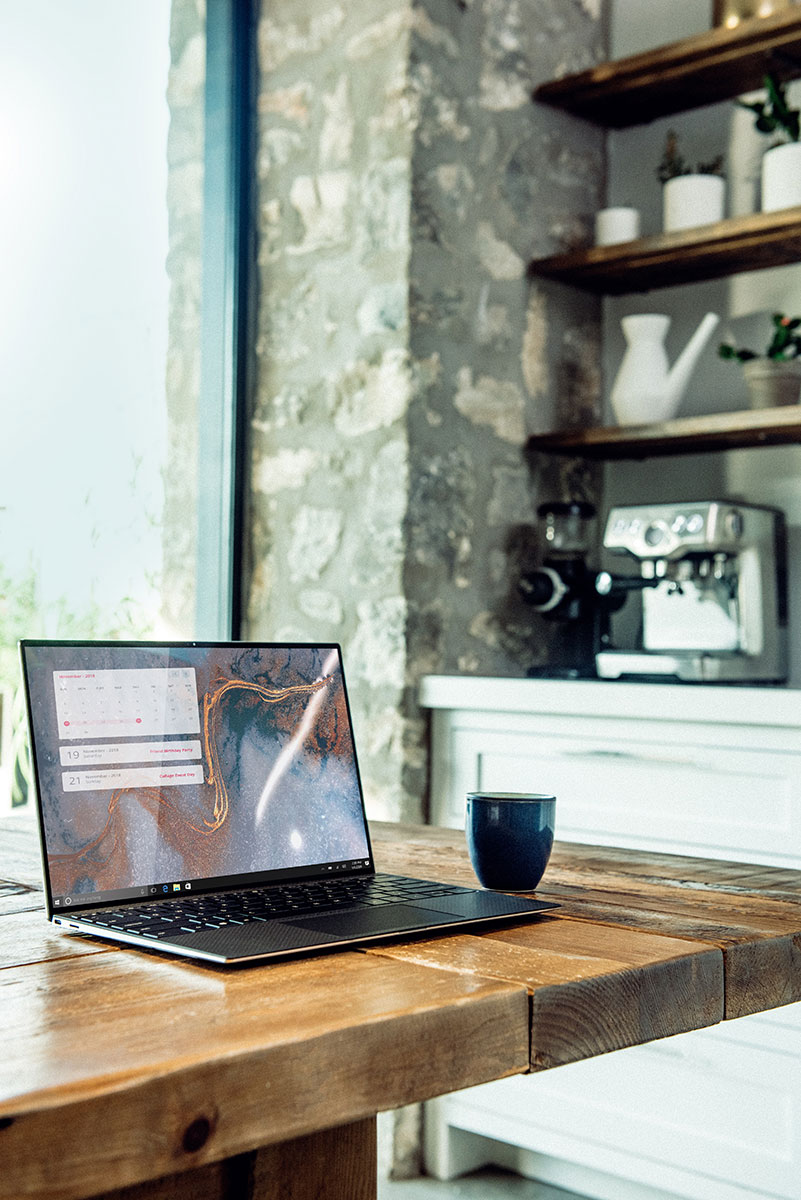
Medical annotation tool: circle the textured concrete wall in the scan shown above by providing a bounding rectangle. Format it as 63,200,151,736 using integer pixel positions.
245,0,606,824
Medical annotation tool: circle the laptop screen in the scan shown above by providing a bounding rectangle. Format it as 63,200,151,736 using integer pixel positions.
20,641,373,914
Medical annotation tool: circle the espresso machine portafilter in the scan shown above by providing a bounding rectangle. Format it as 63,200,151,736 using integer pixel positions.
594,501,788,683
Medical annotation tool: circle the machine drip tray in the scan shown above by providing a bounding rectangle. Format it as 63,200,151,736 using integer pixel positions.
596,650,787,685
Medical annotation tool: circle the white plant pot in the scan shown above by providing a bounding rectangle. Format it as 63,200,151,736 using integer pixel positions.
761,142,801,213
663,174,725,233
743,358,801,408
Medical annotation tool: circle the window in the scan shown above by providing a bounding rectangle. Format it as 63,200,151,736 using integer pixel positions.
0,0,251,808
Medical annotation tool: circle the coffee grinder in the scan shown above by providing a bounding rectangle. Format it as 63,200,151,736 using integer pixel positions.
520,501,621,678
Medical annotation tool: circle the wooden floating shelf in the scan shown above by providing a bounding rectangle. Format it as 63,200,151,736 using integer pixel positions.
529,208,801,295
534,8,801,128
528,12,801,461
526,407,801,460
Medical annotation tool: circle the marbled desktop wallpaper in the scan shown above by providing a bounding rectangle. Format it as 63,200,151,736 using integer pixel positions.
23,643,370,900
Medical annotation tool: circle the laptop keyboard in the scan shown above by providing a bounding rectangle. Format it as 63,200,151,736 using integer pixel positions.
84,874,471,942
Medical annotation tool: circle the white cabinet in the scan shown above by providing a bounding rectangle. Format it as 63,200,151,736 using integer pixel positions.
420,676,801,1200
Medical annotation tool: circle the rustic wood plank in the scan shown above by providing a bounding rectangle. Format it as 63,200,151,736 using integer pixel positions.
529,209,801,294
0,884,42,918
373,821,801,908
543,882,801,1020
0,814,45,889
369,918,723,1069
92,1120,377,1200
0,908,113,969
90,1153,253,1200
524,839,801,1020
2,817,799,1200
372,824,801,1020
534,9,801,128
544,852,801,923
0,950,526,1200
251,1119,377,1200
526,406,801,461
547,841,801,900
373,822,482,889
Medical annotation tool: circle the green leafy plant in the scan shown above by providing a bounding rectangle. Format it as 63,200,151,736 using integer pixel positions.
0,563,155,808
738,73,800,145
656,130,725,184
719,312,801,363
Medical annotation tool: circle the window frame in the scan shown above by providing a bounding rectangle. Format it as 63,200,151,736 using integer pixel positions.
196,0,255,640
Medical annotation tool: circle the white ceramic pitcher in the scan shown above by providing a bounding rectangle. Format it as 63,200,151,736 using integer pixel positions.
610,311,720,425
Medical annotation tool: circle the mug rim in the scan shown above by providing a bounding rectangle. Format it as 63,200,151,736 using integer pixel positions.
466,792,555,802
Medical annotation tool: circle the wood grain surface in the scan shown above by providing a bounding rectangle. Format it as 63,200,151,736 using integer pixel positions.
372,823,801,1020
526,405,801,462
368,917,723,1069
533,9,801,128
0,947,525,1200
1,815,800,1200
85,1119,377,1200
528,209,801,294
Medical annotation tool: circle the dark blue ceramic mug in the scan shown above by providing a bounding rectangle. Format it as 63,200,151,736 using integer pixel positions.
465,792,556,892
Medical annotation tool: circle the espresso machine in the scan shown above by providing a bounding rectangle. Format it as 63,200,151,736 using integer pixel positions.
594,501,788,683
519,501,623,678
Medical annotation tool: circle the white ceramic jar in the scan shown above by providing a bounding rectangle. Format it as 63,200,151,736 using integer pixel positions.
594,206,641,246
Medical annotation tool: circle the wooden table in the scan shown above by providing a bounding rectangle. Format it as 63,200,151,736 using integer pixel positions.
1,815,800,1200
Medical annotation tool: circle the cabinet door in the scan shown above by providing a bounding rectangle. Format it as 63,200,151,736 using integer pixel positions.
430,1004,801,1200
432,719,801,866
425,702,801,1200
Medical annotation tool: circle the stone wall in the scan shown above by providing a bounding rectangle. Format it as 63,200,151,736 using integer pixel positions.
245,0,606,824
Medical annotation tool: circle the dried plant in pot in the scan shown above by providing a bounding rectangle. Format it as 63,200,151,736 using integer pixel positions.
719,313,801,408
657,131,725,232
738,74,801,212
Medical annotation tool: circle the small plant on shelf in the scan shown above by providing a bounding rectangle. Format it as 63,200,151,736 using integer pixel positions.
738,73,800,145
718,313,801,363
656,130,725,183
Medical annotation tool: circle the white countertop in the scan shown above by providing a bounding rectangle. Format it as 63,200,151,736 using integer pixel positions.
419,674,801,727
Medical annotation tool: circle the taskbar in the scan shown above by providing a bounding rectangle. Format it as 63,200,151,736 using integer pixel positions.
51,855,374,913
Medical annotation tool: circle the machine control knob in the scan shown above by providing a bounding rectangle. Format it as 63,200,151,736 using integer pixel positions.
595,570,613,596
724,508,744,540
644,521,668,548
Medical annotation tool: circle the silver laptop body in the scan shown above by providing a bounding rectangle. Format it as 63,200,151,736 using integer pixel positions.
20,640,556,965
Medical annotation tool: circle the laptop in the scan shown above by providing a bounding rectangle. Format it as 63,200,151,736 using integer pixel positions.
20,639,557,965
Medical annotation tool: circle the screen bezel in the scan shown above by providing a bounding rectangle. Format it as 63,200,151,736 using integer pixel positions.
19,639,376,918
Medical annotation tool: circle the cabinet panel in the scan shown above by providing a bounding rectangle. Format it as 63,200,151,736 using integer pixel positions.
432,1013,801,1200
424,695,801,1199
437,722,801,867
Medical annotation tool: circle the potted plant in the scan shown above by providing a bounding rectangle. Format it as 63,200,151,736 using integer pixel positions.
656,130,725,232
719,312,801,408
738,73,801,212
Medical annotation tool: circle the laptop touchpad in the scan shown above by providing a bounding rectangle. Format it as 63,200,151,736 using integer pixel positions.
288,904,459,938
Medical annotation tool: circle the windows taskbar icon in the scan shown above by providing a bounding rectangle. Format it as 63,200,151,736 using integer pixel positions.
53,882,195,908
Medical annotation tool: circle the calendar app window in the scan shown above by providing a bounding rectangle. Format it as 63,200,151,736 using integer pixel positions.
53,669,200,740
